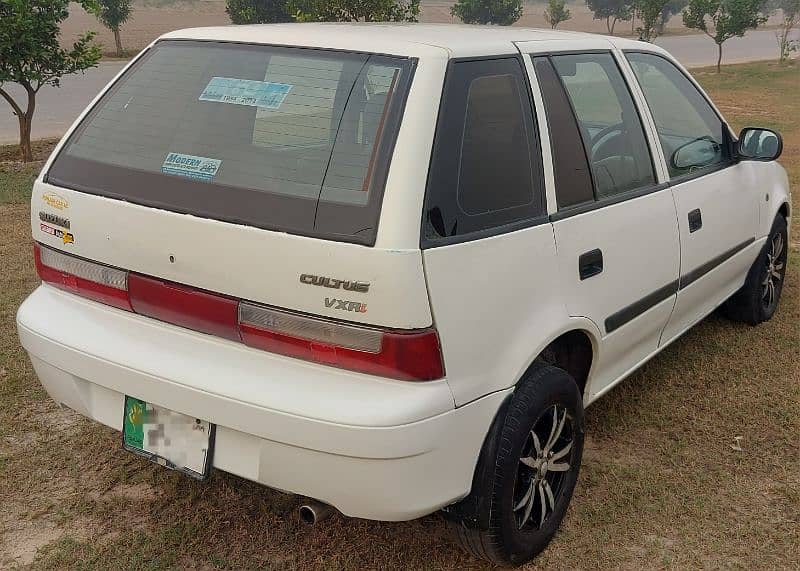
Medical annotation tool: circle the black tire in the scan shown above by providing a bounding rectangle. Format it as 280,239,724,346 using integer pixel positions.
443,366,585,566
722,215,788,325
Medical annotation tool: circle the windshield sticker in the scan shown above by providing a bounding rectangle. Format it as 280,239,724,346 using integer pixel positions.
161,153,221,182
199,77,292,110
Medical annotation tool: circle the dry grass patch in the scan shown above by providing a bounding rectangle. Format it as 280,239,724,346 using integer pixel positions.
0,62,797,569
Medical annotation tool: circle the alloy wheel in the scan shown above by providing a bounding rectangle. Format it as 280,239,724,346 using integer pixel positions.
762,232,785,309
512,405,575,530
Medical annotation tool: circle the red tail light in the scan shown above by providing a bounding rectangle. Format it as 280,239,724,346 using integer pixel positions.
34,243,132,311
128,274,241,342
34,244,445,381
238,302,444,381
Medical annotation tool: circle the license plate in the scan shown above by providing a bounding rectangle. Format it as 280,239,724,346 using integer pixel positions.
122,396,215,479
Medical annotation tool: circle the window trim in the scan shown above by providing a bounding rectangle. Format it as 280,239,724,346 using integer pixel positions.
420,54,548,250
622,50,738,184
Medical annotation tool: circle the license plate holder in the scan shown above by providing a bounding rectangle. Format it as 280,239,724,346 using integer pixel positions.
122,396,215,480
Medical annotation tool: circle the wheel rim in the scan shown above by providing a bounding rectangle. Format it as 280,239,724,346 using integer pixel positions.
512,404,575,531
762,232,786,310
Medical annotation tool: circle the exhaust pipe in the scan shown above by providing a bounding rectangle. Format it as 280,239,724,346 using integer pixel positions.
298,500,333,525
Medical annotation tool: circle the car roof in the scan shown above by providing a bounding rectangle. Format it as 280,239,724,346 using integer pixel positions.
160,22,660,59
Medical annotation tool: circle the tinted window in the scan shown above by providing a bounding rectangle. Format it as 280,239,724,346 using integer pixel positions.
626,52,731,178
47,41,414,245
550,53,656,200
532,56,594,209
424,58,544,243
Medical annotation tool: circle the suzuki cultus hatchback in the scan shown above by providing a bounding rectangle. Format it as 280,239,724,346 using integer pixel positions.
17,24,790,565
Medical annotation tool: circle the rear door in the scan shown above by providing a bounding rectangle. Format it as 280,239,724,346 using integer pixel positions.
524,47,680,400
623,52,759,342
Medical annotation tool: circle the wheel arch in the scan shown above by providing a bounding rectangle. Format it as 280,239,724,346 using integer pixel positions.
515,322,600,401
778,201,790,220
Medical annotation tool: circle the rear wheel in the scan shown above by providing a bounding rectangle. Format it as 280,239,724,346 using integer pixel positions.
444,366,585,565
722,215,788,325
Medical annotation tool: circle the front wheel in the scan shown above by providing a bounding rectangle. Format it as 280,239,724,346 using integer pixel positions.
444,366,585,565
722,215,788,325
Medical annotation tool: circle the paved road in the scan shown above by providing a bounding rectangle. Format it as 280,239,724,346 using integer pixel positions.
0,29,796,144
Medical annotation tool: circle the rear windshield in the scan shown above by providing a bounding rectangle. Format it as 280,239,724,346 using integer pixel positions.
47,40,415,245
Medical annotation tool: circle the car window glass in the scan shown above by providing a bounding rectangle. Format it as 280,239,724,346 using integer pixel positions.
423,58,545,243
626,52,731,178
550,53,656,200
532,56,594,209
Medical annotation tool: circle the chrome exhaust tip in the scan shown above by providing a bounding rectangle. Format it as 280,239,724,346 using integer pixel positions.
298,500,333,525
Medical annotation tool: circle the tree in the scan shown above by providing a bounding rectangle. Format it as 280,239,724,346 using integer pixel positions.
291,0,420,22
683,0,768,72
0,0,101,162
655,0,688,33
97,0,132,56
773,0,800,62
225,0,295,24
586,0,633,34
450,0,523,25
635,0,671,41
544,0,572,28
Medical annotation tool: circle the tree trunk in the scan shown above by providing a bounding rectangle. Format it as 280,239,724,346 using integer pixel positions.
610,16,617,35
114,27,123,57
716,42,723,73
19,87,35,162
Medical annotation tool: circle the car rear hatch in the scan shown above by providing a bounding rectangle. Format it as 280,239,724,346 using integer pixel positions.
34,39,441,382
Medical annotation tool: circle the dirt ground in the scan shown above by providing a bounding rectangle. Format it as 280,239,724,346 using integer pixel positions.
60,1,787,55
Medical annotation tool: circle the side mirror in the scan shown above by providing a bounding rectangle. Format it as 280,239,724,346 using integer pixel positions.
671,136,721,171
738,127,782,161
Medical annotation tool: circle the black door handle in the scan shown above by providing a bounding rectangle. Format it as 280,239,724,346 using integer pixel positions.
688,208,702,233
579,249,603,280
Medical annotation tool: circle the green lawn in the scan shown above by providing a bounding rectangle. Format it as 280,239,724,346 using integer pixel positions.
0,62,797,569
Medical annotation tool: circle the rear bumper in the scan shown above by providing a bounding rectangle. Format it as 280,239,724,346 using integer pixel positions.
17,285,507,521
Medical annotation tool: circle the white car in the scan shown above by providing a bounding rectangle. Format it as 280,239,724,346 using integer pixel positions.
17,24,790,565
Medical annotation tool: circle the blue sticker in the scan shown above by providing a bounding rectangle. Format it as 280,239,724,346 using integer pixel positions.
161,153,221,181
199,77,292,110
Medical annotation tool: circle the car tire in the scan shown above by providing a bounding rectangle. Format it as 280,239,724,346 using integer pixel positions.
443,365,585,566
722,215,788,326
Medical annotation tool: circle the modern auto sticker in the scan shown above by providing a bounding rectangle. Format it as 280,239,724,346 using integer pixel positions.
198,77,292,110
161,152,221,182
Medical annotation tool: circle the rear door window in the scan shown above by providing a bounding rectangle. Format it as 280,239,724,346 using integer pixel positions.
547,53,656,201
46,40,414,245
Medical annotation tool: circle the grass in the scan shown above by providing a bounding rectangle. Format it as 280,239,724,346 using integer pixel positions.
0,61,798,569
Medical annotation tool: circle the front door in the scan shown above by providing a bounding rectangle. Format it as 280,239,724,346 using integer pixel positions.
624,52,760,343
527,49,681,400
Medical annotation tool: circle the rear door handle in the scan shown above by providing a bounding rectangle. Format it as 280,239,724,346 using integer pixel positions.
579,249,603,280
688,208,703,233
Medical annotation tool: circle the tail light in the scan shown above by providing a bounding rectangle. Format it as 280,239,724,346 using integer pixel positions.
34,243,132,310
239,302,444,381
34,244,445,381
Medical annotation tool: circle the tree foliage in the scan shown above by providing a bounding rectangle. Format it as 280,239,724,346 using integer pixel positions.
225,0,294,24
97,0,133,56
0,0,102,161
291,0,420,22
683,0,768,71
656,0,688,33
635,0,671,41
450,0,523,25
586,0,633,34
771,0,800,61
544,0,572,28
